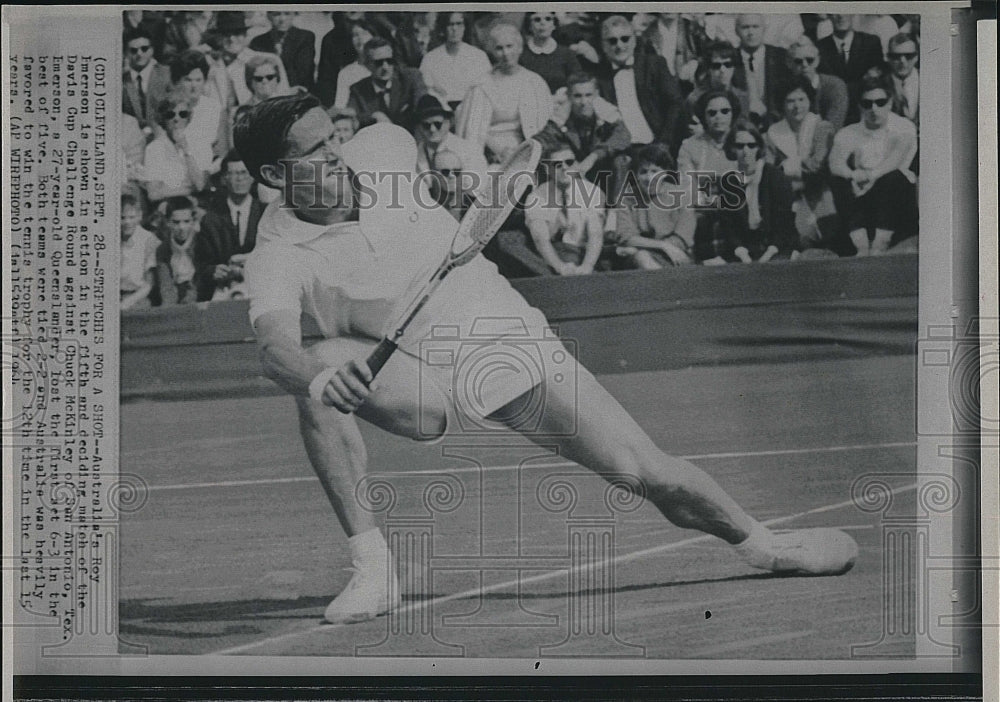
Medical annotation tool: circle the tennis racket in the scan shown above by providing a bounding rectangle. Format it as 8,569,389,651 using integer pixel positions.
365,138,542,378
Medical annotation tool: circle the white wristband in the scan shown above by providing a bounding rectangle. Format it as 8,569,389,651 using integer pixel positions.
308,367,339,404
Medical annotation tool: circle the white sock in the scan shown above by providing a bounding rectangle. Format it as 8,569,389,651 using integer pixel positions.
348,528,389,570
732,521,776,569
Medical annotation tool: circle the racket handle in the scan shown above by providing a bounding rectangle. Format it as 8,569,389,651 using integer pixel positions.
366,337,398,378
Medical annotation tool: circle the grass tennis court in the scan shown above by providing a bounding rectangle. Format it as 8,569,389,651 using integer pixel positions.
120,354,916,659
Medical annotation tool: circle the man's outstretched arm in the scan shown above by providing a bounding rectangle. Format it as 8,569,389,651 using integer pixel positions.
255,309,374,412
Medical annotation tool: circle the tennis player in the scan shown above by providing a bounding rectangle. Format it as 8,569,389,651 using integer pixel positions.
234,93,858,625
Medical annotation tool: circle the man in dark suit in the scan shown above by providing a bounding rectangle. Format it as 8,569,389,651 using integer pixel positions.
730,13,793,127
249,11,316,94
582,15,683,150
817,14,885,122
123,26,173,136
348,37,427,128
195,151,264,301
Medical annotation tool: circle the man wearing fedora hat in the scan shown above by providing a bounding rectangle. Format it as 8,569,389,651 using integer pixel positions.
215,11,291,106
412,94,489,193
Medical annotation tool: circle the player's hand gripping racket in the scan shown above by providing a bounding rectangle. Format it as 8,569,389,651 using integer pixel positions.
365,138,542,378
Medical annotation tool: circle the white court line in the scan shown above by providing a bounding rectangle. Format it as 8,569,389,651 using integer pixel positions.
210,481,918,656
147,440,916,493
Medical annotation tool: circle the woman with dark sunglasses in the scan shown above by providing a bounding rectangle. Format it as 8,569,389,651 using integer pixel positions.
695,119,796,265
828,70,918,256
144,94,209,205
677,89,739,206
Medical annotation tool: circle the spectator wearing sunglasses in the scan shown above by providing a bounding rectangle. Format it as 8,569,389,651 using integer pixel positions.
519,12,582,94
124,27,173,136
244,54,296,105
683,42,751,142
829,71,918,256
249,11,315,94
500,145,605,276
695,119,796,264
536,73,631,195
886,33,919,127
430,149,477,222
582,15,684,150
348,37,427,128
144,95,209,205
214,11,291,107
677,89,739,204
787,36,848,130
413,95,489,194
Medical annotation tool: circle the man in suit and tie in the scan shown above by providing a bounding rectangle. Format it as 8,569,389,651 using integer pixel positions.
730,13,793,127
583,15,683,151
123,26,173,137
817,14,885,123
195,151,264,301
249,11,316,94
348,37,427,128
886,32,919,128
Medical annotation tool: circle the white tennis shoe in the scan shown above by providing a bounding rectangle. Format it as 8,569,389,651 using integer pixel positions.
324,563,401,624
764,528,859,575
737,526,859,576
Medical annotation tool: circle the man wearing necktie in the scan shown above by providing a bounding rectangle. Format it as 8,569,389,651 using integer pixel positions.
731,14,792,127
817,14,885,122
123,26,172,137
582,15,683,152
348,37,427,128
249,11,316,94
195,151,265,301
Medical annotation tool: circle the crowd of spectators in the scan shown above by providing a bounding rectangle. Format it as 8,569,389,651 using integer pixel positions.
120,10,921,307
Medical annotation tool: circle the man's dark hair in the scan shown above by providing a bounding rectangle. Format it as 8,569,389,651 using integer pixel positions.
859,66,893,96
163,195,197,219
121,192,141,211
704,40,737,63
363,36,393,59
565,72,597,91
776,74,817,105
124,26,153,47
220,149,246,175
170,49,210,83
233,92,323,183
634,142,676,173
887,31,919,54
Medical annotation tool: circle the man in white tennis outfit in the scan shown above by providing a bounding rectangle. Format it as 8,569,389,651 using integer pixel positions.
234,93,858,625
